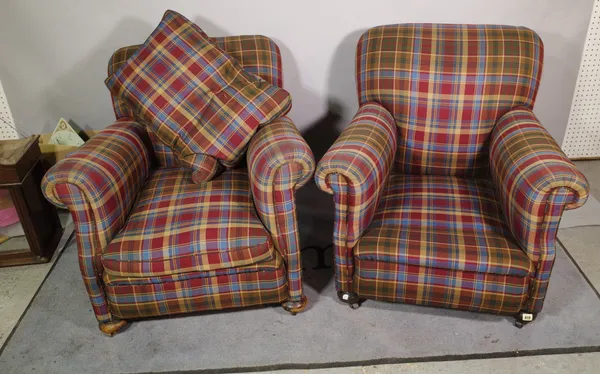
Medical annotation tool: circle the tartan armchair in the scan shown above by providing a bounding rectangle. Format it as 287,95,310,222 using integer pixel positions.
315,24,589,326
42,36,315,335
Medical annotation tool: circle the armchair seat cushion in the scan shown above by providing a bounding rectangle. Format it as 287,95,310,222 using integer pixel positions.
355,174,534,277
102,168,274,278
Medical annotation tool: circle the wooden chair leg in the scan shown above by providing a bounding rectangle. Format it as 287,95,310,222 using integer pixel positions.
282,295,308,315
98,320,128,337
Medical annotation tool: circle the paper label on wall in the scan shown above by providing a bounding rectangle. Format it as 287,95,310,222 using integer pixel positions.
48,118,84,146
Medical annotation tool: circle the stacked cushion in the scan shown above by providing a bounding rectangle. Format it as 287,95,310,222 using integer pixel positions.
106,10,291,183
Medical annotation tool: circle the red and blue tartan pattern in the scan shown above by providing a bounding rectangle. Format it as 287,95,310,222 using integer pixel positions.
58,185,112,323
42,120,152,323
489,108,589,261
327,174,353,292
104,250,284,286
524,188,571,313
247,117,315,301
102,168,275,278
43,33,310,326
315,103,397,246
105,10,291,178
355,174,534,277
354,259,528,314
356,24,544,177
319,24,590,316
43,119,152,248
107,35,284,168
315,103,397,291
104,252,288,319
489,108,589,313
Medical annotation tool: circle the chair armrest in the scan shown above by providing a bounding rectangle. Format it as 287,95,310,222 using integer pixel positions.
490,108,589,261
246,116,315,301
314,102,397,248
41,118,152,323
43,118,153,253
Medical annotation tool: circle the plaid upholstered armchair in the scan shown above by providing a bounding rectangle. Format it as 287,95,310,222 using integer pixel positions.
42,36,315,336
315,24,589,326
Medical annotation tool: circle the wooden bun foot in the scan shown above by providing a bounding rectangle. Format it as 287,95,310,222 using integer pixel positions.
282,295,308,315
99,320,128,337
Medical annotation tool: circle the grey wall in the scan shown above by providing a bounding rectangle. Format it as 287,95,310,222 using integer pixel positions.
0,0,593,144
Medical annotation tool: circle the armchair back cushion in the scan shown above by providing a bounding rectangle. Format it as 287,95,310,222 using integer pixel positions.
356,24,544,176
107,34,285,168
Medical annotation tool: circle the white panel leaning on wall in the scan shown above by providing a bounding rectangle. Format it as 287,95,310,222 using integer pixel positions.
0,80,20,140
563,0,600,159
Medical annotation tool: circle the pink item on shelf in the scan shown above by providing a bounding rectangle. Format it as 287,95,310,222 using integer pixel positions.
0,190,19,227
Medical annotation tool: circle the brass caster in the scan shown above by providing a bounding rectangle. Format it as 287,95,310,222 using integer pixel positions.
514,312,536,328
99,320,128,336
282,295,308,315
337,291,364,309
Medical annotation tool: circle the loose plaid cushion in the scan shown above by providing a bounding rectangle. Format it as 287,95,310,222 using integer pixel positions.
105,10,291,182
354,259,528,314
355,174,534,277
107,35,285,168
356,24,544,176
104,251,287,319
102,167,275,277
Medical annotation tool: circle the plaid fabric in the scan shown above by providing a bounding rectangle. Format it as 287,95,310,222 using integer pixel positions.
105,10,291,179
356,24,544,176
524,188,571,313
315,103,397,291
107,35,284,168
105,250,284,285
57,185,112,323
103,167,274,278
354,259,528,314
355,174,533,277
247,117,315,301
108,45,142,120
41,119,152,323
104,251,287,319
489,108,589,313
489,108,589,260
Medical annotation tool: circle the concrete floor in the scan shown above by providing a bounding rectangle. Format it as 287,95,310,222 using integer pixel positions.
0,162,599,373
0,213,72,348
261,353,600,373
574,160,600,198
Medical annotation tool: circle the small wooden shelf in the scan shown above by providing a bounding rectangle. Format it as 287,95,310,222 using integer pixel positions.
0,136,62,267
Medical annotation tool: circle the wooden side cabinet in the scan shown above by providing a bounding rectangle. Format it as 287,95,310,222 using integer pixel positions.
0,136,62,267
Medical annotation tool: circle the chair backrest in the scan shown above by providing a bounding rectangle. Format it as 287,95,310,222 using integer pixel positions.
107,35,285,167
356,24,544,176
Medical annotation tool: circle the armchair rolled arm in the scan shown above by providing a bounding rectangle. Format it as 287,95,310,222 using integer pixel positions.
43,118,152,246
490,108,589,260
315,102,397,248
41,118,152,323
246,116,315,301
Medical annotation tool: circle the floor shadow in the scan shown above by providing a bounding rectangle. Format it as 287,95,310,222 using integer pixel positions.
269,39,343,294
295,105,342,293
295,30,368,294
